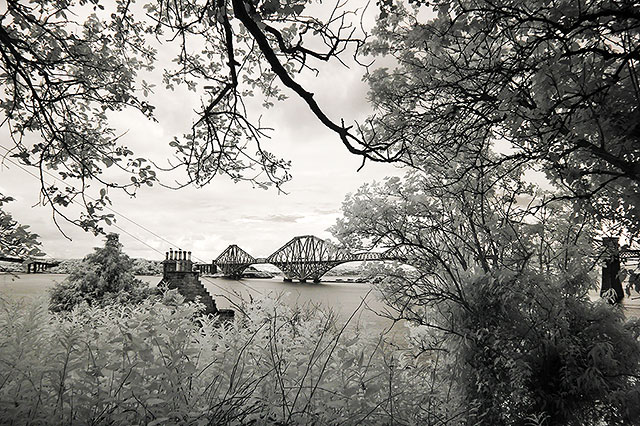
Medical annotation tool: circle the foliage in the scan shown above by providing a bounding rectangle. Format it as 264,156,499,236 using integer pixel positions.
49,234,155,311
0,0,395,231
47,258,83,274
0,193,43,272
47,257,161,275
0,0,156,232
332,164,640,424
131,258,163,276
365,0,640,235
448,271,640,425
0,292,453,425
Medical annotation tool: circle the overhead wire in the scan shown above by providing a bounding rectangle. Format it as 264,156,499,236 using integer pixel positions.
0,145,266,298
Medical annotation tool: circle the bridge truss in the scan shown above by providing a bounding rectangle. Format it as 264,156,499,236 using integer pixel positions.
267,235,353,282
214,235,400,282
215,245,256,278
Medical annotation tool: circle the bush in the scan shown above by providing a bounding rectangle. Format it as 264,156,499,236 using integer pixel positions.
130,258,163,276
0,292,447,425
433,270,640,425
49,234,156,311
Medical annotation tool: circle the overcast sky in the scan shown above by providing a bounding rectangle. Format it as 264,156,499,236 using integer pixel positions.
0,30,402,262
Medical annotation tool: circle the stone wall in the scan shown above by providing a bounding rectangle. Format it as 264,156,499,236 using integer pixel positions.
162,270,218,315
161,249,233,319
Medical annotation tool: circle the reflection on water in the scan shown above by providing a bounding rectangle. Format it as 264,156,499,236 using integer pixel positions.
0,273,406,341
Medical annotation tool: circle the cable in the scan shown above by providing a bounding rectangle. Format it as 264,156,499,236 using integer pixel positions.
0,147,266,297
0,145,180,250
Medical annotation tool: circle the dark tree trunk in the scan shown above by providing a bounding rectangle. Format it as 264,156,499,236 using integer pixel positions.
601,237,624,303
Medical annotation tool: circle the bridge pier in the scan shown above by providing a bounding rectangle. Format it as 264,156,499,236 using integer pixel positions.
26,261,57,273
162,249,233,319
193,262,217,275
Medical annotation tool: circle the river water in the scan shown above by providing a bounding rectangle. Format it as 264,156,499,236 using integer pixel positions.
0,273,407,341
6,273,636,342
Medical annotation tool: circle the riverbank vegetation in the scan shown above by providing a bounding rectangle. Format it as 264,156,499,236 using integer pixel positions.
1,292,444,425
325,1,640,419
50,257,162,276
332,165,640,424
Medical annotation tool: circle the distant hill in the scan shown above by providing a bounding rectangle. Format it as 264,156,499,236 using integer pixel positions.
242,266,275,278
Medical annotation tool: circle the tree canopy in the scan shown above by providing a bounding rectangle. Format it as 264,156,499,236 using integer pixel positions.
365,0,640,234
328,2,640,419
0,193,43,265
0,0,391,233
49,233,154,311
1,0,638,238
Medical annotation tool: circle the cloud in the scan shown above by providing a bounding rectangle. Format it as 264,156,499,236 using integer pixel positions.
0,20,404,261
239,213,305,223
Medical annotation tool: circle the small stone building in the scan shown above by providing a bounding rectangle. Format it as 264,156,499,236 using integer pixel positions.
161,248,232,318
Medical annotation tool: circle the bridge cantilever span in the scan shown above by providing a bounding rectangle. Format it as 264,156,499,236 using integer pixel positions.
213,235,400,283
215,244,256,279
267,235,351,283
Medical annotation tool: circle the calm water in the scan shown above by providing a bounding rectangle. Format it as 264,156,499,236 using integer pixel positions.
5,274,635,340
0,274,406,341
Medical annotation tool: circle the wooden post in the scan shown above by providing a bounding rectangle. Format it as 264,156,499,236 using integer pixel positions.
601,237,624,303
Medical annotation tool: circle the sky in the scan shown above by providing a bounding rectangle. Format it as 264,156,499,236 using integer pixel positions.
0,9,403,262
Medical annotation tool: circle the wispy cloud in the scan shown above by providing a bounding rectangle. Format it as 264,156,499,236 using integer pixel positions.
239,214,305,223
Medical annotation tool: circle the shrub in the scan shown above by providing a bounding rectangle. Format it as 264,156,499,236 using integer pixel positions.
436,270,640,425
0,292,447,425
49,234,156,311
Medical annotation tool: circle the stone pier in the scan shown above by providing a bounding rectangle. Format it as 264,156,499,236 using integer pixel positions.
161,248,232,318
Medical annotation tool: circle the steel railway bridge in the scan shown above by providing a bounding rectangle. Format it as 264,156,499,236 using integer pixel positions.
213,235,400,283
0,255,60,273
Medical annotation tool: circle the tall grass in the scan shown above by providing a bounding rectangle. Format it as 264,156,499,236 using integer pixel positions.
0,291,446,425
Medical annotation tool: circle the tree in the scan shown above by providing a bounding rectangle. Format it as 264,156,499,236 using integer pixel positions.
364,0,640,235
0,0,396,233
331,162,640,424
0,193,43,271
49,233,154,311
330,2,640,419
2,0,639,238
